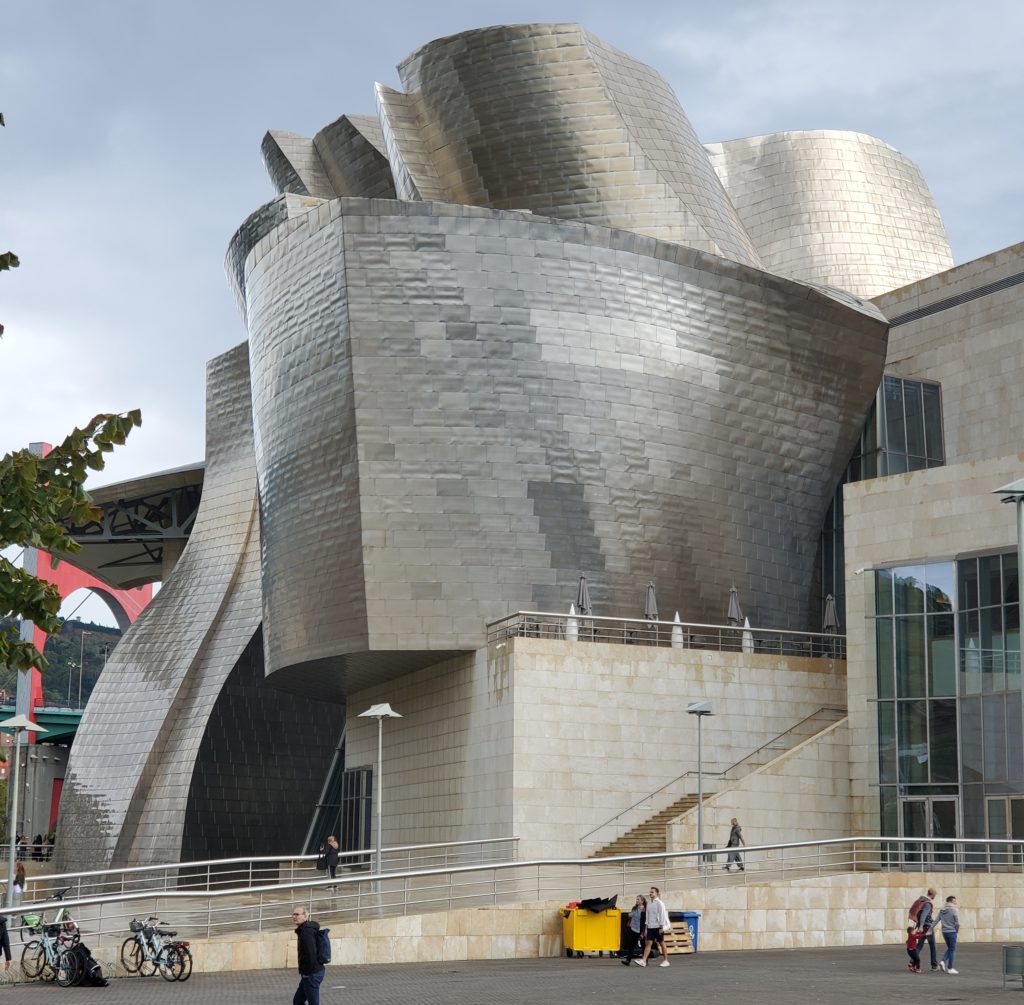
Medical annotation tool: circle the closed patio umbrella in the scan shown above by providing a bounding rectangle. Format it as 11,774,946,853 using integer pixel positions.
823,594,840,634
726,585,743,627
576,574,592,617
644,581,658,621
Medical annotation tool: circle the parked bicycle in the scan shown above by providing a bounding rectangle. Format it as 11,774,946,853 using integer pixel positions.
120,917,192,982
44,886,81,946
19,917,77,986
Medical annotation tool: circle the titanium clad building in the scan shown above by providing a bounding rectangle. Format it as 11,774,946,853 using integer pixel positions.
59,23,1011,871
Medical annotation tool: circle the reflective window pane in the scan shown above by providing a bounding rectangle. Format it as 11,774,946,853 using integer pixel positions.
926,563,955,613
929,700,958,782
928,613,956,697
904,381,925,457
875,568,894,616
960,609,982,696
883,376,906,455
894,566,926,614
878,701,897,784
922,383,944,461
1005,553,1019,605
980,555,1002,608
898,700,929,784
960,695,984,783
876,619,895,699
980,605,1005,692
959,558,979,611
983,693,1007,781
896,616,926,697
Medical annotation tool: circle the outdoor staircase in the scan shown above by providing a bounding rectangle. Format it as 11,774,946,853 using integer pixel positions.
590,705,846,858
595,795,701,857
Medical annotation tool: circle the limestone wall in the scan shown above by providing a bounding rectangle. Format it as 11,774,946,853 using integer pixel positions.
346,637,846,859
667,720,852,853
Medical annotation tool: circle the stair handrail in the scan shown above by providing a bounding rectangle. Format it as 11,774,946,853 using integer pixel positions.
579,705,847,846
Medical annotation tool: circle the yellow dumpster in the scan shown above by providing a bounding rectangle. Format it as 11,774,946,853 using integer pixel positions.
561,907,621,958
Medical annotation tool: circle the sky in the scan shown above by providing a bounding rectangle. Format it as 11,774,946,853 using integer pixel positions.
2,0,1023,623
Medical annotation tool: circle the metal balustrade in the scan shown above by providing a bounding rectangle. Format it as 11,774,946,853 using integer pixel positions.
6,836,1021,955
4,836,519,905
487,611,846,659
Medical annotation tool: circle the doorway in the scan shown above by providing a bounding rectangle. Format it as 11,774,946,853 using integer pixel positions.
901,797,958,868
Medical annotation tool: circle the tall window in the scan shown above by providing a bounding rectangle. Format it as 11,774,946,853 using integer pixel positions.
820,377,944,626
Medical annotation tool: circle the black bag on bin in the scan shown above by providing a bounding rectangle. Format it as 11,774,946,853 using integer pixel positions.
577,895,617,913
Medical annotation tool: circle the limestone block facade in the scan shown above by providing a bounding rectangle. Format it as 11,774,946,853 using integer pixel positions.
344,637,846,859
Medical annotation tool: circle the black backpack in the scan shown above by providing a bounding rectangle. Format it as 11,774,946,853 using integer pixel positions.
316,927,332,965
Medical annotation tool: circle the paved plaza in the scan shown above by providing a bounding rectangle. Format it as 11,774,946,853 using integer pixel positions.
9,944,1016,1003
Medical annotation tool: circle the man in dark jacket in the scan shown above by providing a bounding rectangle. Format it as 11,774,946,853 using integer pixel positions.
292,906,325,1005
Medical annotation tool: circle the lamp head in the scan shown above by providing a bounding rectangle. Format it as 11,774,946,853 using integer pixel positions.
0,714,47,734
686,701,713,716
359,702,402,720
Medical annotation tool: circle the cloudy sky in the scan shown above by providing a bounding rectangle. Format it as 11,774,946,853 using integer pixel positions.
2,0,1021,489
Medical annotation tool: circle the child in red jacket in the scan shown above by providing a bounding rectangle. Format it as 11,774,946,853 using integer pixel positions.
906,926,925,973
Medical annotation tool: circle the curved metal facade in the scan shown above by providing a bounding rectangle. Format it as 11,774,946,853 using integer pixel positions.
705,131,953,297
57,344,339,870
238,196,887,700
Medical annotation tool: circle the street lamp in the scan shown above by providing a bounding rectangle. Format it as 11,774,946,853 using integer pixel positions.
686,701,713,868
1,713,47,907
357,702,402,877
994,479,1024,600
77,631,92,709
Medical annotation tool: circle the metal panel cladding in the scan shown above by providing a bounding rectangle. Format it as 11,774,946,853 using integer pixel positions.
238,197,887,700
705,131,954,298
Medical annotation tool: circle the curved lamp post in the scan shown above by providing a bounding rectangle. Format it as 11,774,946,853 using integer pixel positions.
357,703,402,877
2,713,47,907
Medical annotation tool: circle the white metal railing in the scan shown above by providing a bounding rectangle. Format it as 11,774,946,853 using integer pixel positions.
6,836,1022,959
487,611,846,659
5,836,519,905
579,706,847,851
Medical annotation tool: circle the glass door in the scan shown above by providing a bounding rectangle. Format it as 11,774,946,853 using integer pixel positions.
902,796,958,869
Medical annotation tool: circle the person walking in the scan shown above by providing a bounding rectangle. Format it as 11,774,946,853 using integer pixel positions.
0,913,11,972
620,894,646,965
905,925,924,973
633,886,670,968
12,863,26,908
324,835,340,889
909,887,938,971
937,895,960,974
724,818,745,871
292,906,325,1005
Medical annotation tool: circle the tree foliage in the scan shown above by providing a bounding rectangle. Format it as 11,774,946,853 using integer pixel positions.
0,412,142,672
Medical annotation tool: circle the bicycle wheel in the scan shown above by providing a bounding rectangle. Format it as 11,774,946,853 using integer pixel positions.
174,945,193,982
120,937,142,974
157,946,181,982
20,940,43,978
56,950,79,988
138,946,157,977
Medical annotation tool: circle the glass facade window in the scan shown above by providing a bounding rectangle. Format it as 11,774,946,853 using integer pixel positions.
876,551,1024,852
820,377,943,626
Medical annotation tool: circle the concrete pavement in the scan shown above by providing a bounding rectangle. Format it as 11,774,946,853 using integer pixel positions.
8,943,1016,1003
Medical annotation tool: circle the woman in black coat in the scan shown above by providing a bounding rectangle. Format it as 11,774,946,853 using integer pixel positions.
325,835,340,888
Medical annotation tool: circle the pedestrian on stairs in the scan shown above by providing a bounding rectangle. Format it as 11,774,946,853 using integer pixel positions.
724,818,745,871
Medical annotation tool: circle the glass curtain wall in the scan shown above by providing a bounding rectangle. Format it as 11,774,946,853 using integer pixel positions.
875,552,1024,866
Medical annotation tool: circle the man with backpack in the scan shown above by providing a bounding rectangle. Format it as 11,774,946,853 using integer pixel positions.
908,888,938,971
292,906,328,1005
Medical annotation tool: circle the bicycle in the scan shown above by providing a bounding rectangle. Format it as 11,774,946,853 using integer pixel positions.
120,917,192,982
19,918,76,986
43,886,81,946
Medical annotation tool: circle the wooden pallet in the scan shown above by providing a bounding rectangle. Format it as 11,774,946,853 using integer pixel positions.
662,925,695,955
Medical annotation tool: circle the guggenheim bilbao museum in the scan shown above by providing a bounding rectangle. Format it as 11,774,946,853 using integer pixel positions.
55,24,1024,871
